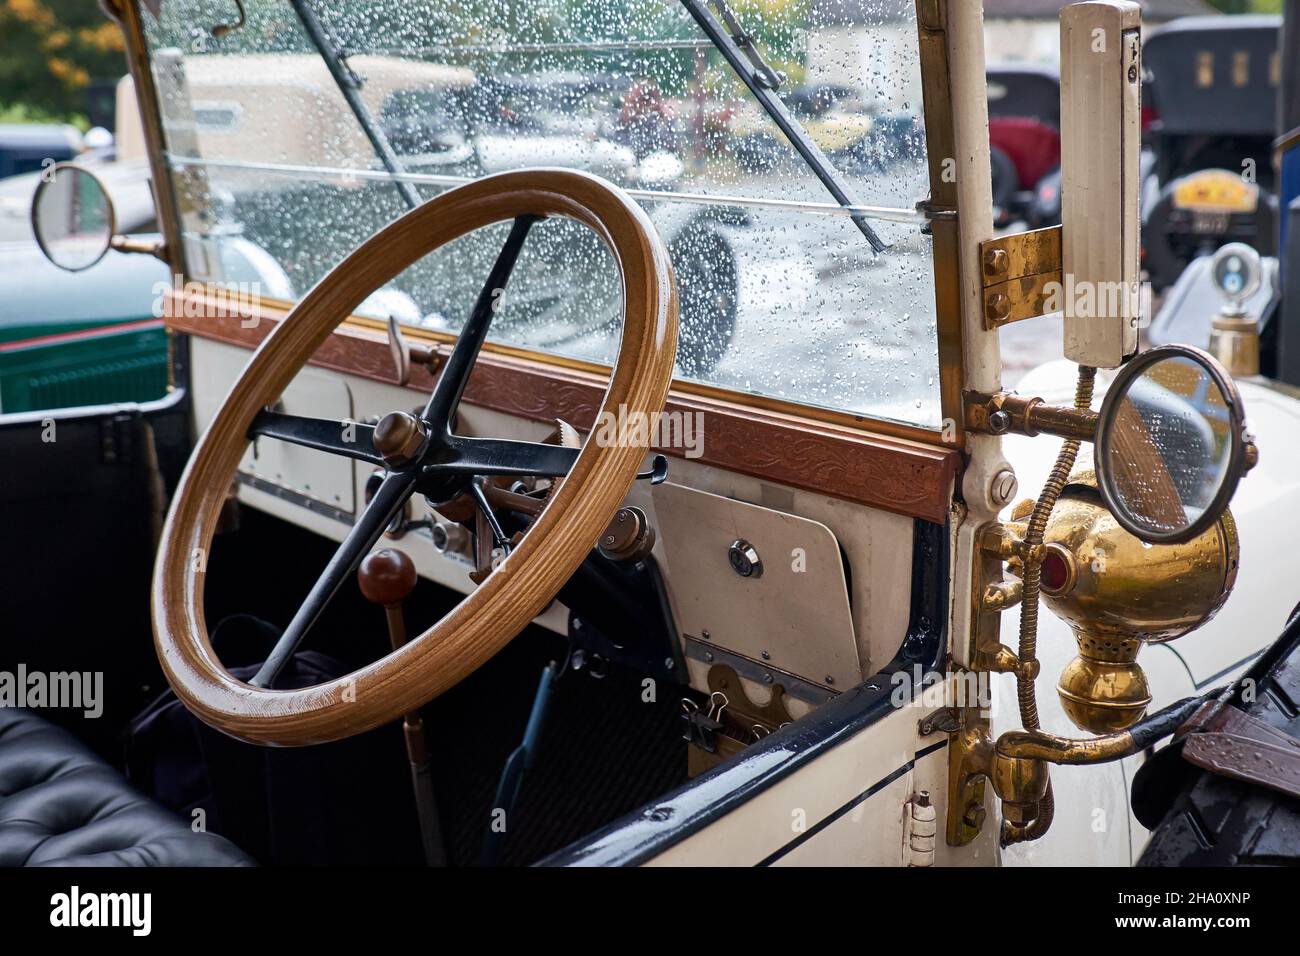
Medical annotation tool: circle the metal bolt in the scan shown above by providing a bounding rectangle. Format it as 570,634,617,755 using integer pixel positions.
983,247,1008,278
704,651,714,663
664,657,675,671
701,629,711,640
991,468,1018,506
986,292,1011,323
761,650,771,661
763,672,774,684
987,410,1012,435
825,675,835,686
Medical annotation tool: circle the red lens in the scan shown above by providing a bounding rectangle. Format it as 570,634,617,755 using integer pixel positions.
1041,550,1070,593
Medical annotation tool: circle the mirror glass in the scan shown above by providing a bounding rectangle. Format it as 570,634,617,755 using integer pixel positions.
32,165,114,272
1099,351,1238,542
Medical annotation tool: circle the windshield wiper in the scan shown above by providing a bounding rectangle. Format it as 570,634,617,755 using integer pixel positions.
680,0,887,254
288,0,422,210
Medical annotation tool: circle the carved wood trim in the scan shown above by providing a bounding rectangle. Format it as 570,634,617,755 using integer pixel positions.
167,294,959,524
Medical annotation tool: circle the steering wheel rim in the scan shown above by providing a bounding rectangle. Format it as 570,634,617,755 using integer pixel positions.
152,168,678,746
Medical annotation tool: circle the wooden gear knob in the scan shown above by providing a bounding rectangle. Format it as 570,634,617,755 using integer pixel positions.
358,548,418,607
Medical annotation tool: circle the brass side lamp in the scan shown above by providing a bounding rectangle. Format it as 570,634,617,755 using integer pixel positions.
1037,475,1239,734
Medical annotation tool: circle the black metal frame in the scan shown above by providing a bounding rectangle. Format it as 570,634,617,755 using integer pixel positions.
288,0,422,210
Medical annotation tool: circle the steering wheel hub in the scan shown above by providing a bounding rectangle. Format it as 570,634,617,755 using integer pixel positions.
373,410,428,468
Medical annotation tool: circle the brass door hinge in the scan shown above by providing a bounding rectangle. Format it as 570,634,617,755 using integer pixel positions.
980,225,1062,329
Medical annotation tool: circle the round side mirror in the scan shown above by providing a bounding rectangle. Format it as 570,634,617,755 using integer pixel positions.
31,163,116,272
1095,345,1248,544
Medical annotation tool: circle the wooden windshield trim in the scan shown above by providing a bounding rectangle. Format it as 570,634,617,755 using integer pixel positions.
166,289,959,523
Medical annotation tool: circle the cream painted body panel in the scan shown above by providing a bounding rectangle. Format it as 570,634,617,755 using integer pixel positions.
645,698,996,867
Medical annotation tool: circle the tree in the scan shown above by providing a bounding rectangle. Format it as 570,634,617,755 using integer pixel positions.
0,1,125,120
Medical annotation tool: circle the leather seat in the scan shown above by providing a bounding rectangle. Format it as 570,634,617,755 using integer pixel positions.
0,708,252,866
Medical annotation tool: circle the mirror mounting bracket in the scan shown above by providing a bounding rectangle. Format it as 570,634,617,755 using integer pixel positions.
964,390,1097,441
110,235,168,262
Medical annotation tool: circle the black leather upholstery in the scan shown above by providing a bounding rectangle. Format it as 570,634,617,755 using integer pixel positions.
0,708,253,866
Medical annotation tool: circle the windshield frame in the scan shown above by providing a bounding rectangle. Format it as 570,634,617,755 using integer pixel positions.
113,0,971,447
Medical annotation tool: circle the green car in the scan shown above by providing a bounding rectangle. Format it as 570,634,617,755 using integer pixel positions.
0,158,290,413
0,159,170,413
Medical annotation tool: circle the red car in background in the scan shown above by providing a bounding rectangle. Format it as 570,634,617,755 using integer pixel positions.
986,64,1061,227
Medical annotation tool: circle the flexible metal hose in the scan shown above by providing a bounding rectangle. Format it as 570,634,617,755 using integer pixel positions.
1003,364,1096,846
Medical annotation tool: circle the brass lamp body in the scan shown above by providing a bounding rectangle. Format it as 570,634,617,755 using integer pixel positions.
1039,479,1239,734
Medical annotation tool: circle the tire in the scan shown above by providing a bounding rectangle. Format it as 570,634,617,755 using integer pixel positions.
670,226,738,377
1134,606,1300,866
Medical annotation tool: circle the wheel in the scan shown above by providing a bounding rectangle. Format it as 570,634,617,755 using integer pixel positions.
152,169,678,746
1134,606,1300,865
671,226,738,377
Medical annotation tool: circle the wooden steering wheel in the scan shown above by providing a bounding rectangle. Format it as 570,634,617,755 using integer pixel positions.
152,169,678,746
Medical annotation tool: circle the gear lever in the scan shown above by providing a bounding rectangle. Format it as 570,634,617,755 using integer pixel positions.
358,548,447,866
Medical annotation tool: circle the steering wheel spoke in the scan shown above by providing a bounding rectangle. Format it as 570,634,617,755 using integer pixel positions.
434,435,579,479
250,471,416,688
249,408,383,466
422,215,539,429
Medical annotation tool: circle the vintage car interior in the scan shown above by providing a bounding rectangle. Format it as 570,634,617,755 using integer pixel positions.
0,0,1289,873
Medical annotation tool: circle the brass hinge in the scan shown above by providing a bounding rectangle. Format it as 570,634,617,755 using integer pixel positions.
979,225,1062,329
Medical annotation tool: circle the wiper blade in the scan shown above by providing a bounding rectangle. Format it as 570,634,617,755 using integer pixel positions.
679,0,888,254
288,0,422,210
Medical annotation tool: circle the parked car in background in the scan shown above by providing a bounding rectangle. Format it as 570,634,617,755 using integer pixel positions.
0,152,293,414
986,64,1061,227
1141,14,1281,290
0,123,83,179
0,158,170,413
135,52,741,376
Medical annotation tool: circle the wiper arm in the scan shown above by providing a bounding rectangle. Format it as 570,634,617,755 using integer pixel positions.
288,0,422,210
679,0,887,254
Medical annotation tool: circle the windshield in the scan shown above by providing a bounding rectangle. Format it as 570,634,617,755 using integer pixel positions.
141,0,941,428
